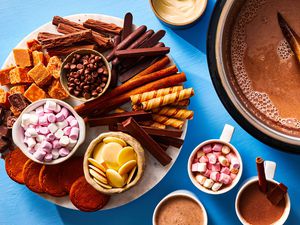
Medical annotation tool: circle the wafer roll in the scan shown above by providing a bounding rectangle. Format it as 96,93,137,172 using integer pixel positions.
170,99,190,107
130,86,183,105
152,107,194,120
152,114,184,129
139,120,166,129
140,88,194,111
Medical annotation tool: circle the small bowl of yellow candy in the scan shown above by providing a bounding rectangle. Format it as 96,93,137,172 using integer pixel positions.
83,132,145,194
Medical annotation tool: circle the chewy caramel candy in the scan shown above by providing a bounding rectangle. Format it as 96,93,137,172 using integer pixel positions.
24,83,47,102
9,85,27,95
10,106,21,116
0,88,9,107
9,67,32,85
13,49,32,67
26,39,42,51
0,67,15,85
32,51,45,66
47,56,62,79
48,79,69,100
28,63,52,87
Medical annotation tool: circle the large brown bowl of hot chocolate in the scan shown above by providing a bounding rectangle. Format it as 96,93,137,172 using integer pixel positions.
207,0,300,151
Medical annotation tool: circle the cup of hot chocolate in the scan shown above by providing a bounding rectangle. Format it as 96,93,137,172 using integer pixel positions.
152,190,208,225
235,160,291,225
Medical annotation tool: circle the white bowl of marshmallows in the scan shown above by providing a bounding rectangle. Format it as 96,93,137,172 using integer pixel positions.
12,99,86,165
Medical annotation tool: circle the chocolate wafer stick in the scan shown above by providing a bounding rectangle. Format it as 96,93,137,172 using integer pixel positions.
256,157,268,193
152,135,184,148
122,117,172,166
121,12,133,41
111,35,121,87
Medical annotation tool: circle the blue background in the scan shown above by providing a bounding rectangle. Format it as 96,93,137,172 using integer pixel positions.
0,0,299,224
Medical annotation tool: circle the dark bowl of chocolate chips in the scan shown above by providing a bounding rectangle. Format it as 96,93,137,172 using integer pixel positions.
60,49,111,102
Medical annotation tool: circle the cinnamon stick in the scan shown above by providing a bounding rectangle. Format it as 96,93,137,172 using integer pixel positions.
41,30,93,49
37,32,61,42
256,157,268,193
122,117,172,166
75,72,186,116
121,13,133,41
47,44,96,57
83,19,122,35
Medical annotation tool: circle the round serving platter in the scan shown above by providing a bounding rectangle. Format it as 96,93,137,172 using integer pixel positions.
2,13,187,210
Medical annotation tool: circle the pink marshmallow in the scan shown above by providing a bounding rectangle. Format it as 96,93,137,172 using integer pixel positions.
69,127,79,140
46,133,55,141
221,167,230,175
230,158,240,169
55,112,65,122
33,150,46,161
202,144,212,153
211,163,221,172
63,126,72,136
212,143,223,152
226,153,237,162
193,158,198,163
59,147,70,157
210,172,220,181
47,113,56,123
66,115,75,124
199,155,208,163
219,173,232,185
203,169,211,177
214,152,222,157
44,153,53,162
41,140,52,150
230,173,237,180
207,153,217,164
70,119,78,128
38,115,48,126
52,140,61,149
28,147,36,154
191,163,207,173
38,126,49,135
60,107,69,118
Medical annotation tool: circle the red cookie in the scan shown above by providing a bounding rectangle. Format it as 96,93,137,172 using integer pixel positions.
39,164,67,197
23,160,43,193
69,176,110,212
59,157,84,192
5,148,29,184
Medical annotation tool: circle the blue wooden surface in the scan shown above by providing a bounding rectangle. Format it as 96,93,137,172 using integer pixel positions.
0,0,299,224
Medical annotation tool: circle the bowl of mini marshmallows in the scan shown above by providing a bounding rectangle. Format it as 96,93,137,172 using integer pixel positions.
12,99,86,165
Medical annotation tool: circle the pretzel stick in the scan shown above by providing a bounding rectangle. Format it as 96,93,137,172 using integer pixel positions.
152,114,184,129
152,107,194,120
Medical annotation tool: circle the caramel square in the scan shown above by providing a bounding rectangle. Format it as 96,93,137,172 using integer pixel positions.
26,39,42,51
28,63,52,86
24,83,47,102
0,88,9,107
48,79,69,100
46,56,62,79
32,51,45,66
0,67,14,85
9,85,27,95
10,106,21,116
13,49,32,67
9,67,32,84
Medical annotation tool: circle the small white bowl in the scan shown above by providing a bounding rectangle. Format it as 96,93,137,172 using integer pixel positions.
12,98,86,165
152,190,208,225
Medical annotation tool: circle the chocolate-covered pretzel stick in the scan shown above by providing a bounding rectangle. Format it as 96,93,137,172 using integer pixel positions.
140,88,194,111
130,86,183,105
121,12,133,41
122,117,172,166
152,114,184,129
256,157,268,193
115,47,170,58
152,107,194,120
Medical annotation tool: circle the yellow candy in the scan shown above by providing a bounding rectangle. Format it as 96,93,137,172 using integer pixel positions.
89,168,108,184
103,137,127,147
88,165,106,177
93,178,112,189
127,166,137,185
92,142,105,162
106,169,126,188
117,146,137,165
101,142,123,170
118,160,137,176
88,158,107,172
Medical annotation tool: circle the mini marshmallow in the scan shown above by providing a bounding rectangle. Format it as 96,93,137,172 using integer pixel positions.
207,163,212,170
67,138,77,149
34,143,41,151
195,174,206,185
44,153,53,162
59,147,70,157
199,155,208,163
222,145,231,154
214,152,222,157
52,139,61,149
63,126,72,136
70,119,78,128
219,173,232,185
45,100,57,111
25,127,38,137
230,167,239,174
203,169,211,177
48,123,58,134
55,112,65,122
59,136,70,146
30,114,39,125
38,115,48,126
212,183,222,192
47,113,56,123
46,133,55,141
202,144,212,153
52,149,60,159
66,115,75,124
196,150,205,159
192,163,207,173
218,155,229,166
56,120,68,129
35,106,44,116
40,141,52,151
230,173,237,180
226,153,236,162
26,137,36,148
207,153,217,164
36,135,45,143
212,143,223,152
230,158,240,169
211,163,221,172
33,150,46,161
221,167,230,175
28,147,35,154
60,107,69,118
210,172,220,181
54,129,64,139
203,178,214,189
21,114,32,127
54,104,61,113
39,126,49,135
69,127,79,140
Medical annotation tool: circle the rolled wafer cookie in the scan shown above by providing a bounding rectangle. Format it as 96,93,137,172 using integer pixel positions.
152,114,184,129
139,120,166,129
170,99,190,107
130,86,183,105
140,88,194,111
152,107,194,120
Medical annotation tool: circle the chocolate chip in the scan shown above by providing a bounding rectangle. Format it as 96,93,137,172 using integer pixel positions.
100,82,106,88
83,92,91,99
77,64,83,69
70,64,77,70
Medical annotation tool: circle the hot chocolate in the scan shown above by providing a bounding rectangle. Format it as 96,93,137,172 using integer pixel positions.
231,0,300,132
238,181,286,225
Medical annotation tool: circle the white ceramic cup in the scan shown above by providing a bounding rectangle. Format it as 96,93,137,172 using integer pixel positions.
235,161,291,225
152,190,208,225
188,124,243,194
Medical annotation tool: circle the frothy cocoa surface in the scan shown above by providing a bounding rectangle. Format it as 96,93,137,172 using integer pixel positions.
155,196,204,225
238,181,286,225
231,0,300,130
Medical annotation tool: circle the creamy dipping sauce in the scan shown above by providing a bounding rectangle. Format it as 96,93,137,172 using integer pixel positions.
155,196,204,225
152,0,205,25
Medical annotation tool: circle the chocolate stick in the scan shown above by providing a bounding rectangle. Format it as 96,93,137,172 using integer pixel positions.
115,47,170,58
122,117,172,166
121,12,133,41
152,135,184,148
256,157,268,193
110,35,121,88
37,32,62,42
83,19,122,35
47,44,96,57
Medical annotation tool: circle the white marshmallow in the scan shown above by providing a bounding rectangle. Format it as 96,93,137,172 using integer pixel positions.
54,104,61,113
195,174,207,185
35,106,44,116
52,149,60,159
29,114,39,125
26,138,36,148
45,100,57,111
21,114,32,127
25,127,38,137
56,120,68,129
48,123,58,134
34,143,41,151
59,136,70,146
203,179,214,189
212,183,222,192
54,129,64,139
67,138,77,149
36,135,45,143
